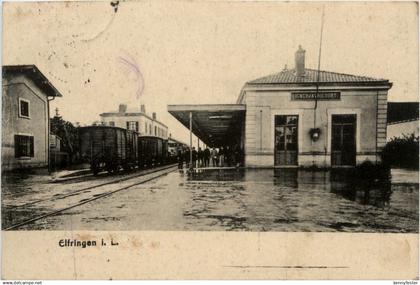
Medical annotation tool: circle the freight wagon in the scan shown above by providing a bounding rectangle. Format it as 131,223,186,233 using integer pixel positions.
79,126,138,175
138,136,168,168
79,126,169,175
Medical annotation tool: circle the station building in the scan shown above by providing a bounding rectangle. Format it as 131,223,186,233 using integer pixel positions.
168,46,392,168
2,65,63,170
100,104,168,140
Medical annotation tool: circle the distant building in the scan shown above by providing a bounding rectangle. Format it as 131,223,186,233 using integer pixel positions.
387,102,419,140
2,65,63,170
100,104,168,139
49,134,62,152
49,133,69,169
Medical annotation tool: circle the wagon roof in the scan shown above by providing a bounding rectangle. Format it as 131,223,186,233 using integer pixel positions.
79,125,129,132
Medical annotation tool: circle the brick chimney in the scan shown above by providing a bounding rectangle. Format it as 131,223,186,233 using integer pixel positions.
152,112,156,120
295,45,306,77
119,104,127,113
140,104,146,113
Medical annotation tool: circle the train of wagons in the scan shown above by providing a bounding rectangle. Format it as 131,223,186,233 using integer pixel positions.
79,126,186,175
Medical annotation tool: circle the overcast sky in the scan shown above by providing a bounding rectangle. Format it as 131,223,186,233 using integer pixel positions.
3,1,418,144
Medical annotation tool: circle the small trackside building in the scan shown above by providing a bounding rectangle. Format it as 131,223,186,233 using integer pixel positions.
2,65,63,170
239,46,392,168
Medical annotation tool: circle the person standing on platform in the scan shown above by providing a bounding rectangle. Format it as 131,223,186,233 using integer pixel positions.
225,146,231,167
177,146,183,170
211,147,218,167
219,146,224,167
192,147,198,168
184,147,190,169
204,147,210,167
197,147,203,168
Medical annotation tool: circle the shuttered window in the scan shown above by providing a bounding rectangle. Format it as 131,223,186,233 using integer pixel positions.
126,121,139,132
15,135,34,157
19,98,30,118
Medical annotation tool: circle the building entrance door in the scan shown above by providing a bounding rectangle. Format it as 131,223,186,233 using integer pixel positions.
331,114,356,166
274,115,298,166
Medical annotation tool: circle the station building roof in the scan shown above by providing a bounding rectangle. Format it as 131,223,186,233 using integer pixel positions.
247,68,392,87
237,67,393,103
167,104,246,147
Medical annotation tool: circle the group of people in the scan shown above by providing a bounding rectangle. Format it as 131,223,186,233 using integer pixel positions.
176,145,243,170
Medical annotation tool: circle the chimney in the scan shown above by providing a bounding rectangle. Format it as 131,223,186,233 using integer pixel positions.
152,112,156,120
119,104,127,113
295,45,306,77
140,104,146,113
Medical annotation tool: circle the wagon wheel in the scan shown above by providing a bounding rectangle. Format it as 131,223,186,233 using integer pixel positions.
105,163,113,174
91,163,99,175
123,163,130,172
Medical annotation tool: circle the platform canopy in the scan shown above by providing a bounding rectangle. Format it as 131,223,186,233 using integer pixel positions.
168,104,246,147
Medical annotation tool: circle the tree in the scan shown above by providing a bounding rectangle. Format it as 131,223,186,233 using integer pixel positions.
381,134,419,169
50,110,80,163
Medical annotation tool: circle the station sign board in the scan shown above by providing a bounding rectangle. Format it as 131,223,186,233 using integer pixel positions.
291,92,341,101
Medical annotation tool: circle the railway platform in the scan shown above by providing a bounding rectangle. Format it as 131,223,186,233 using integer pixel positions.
6,167,418,232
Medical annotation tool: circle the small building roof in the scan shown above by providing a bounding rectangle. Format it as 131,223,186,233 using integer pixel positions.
2,65,63,97
387,102,419,124
247,68,392,87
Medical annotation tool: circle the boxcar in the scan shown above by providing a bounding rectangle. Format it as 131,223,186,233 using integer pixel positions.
138,136,168,168
79,126,138,175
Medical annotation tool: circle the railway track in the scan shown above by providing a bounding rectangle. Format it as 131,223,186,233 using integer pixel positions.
9,163,177,209
4,164,177,230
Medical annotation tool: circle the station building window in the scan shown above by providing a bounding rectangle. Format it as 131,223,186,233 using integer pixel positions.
19,98,30,118
15,135,34,158
126,121,139,132
109,121,115,127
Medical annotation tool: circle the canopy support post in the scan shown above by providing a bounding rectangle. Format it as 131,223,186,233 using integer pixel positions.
189,111,193,170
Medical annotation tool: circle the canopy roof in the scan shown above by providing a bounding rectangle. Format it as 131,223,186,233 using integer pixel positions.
168,104,246,147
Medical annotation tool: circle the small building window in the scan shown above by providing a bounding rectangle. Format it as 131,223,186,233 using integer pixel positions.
109,121,115,127
154,126,157,136
19,98,30,118
15,135,34,158
126,121,139,132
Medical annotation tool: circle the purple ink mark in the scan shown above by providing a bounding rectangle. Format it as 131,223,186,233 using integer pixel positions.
117,53,145,99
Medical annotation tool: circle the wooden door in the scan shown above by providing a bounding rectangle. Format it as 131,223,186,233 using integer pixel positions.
274,115,298,166
331,114,356,166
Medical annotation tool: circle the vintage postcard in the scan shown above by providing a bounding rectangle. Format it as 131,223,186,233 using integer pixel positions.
1,0,418,280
